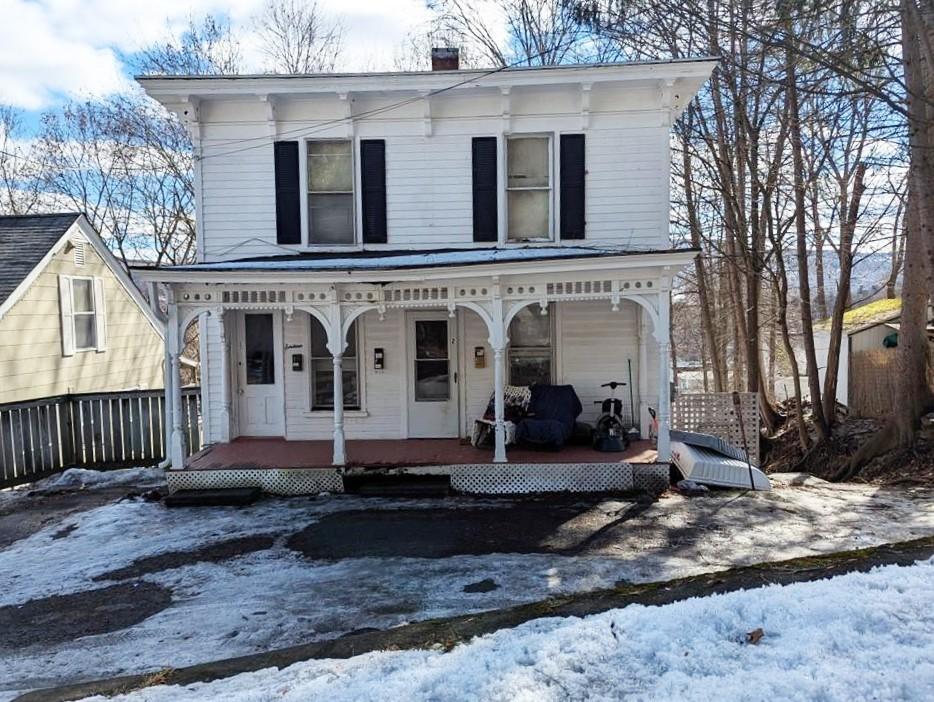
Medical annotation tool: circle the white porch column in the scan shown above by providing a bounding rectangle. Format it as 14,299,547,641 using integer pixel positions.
167,301,187,469
215,309,231,443
332,352,346,466
491,295,507,464
655,290,672,462
328,299,347,467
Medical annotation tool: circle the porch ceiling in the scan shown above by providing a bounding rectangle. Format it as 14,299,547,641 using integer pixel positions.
186,438,659,471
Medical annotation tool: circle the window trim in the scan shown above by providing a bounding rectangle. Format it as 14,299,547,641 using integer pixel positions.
70,275,98,353
504,133,555,243
300,137,358,248
507,303,555,386
308,316,363,411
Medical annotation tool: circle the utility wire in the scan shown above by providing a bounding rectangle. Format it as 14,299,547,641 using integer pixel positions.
193,42,609,163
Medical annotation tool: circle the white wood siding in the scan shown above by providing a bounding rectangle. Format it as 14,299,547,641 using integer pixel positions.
556,299,644,425
214,300,660,441
0,242,164,404
282,309,406,440
196,86,672,261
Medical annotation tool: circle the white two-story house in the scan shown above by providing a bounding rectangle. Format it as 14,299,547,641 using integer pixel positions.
138,52,716,495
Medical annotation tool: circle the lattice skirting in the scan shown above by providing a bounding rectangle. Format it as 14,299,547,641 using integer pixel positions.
167,463,672,496
166,468,344,495
449,463,635,495
632,464,670,494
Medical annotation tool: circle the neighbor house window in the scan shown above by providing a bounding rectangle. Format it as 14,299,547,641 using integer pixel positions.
507,135,551,240
508,305,552,386
71,277,98,351
307,140,354,244
309,316,360,409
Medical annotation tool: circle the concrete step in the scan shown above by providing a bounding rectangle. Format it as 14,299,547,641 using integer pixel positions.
164,487,262,508
343,474,452,498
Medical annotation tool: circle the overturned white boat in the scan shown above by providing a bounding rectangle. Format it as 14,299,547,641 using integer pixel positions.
670,430,771,491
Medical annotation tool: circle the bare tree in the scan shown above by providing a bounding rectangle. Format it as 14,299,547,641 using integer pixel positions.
0,107,41,215
256,0,343,73
431,0,611,67
138,15,241,76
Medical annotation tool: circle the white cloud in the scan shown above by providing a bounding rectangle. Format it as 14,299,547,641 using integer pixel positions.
0,0,454,110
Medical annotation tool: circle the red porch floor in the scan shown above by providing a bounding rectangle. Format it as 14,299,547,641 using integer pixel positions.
186,438,658,470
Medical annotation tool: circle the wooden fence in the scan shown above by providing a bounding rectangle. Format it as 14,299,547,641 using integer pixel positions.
0,388,201,489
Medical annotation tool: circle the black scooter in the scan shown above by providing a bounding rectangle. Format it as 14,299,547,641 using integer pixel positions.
592,381,630,452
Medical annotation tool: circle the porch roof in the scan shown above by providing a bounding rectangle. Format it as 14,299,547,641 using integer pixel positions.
137,246,699,283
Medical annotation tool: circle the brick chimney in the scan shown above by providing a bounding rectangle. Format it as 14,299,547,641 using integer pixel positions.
431,47,460,71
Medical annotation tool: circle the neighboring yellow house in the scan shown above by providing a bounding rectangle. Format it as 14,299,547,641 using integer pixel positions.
0,213,166,404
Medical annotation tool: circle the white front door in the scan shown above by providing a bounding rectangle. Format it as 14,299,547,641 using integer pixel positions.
237,312,285,437
406,311,459,438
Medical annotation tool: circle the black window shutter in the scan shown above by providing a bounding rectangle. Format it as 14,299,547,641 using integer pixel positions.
560,134,586,240
274,141,301,245
360,139,387,244
472,137,498,242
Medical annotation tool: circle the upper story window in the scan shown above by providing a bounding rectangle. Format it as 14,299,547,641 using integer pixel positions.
507,135,552,241
71,277,98,351
307,140,354,245
58,273,106,356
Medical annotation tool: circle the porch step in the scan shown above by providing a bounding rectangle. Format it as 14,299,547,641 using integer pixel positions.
164,487,262,508
343,474,452,498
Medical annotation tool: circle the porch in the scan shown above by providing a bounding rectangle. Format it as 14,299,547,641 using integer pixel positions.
187,436,658,470
171,436,666,496
143,246,695,493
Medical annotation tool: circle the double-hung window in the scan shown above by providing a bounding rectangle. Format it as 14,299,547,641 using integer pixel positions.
507,135,552,241
71,277,98,351
508,305,553,386
307,140,354,244
309,316,360,410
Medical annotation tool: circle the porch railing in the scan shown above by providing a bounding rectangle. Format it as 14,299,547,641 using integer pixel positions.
0,388,202,489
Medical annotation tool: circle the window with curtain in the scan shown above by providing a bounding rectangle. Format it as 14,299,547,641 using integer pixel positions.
507,135,551,240
309,316,360,410
508,305,552,386
307,140,354,244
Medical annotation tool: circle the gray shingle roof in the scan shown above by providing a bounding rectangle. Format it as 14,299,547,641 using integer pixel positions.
0,213,80,307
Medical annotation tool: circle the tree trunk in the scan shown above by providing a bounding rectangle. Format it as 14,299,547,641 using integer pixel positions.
814,223,828,319
822,163,867,425
681,123,726,391
893,0,934,445
786,24,830,440
886,201,906,299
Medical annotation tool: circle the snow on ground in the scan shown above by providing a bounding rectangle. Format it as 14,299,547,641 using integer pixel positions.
32,466,166,492
2,476,934,696
0,467,165,510
88,557,934,702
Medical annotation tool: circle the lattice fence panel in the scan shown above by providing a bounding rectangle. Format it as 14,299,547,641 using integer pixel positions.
451,463,634,495
671,392,759,465
167,468,343,495
632,465,670,494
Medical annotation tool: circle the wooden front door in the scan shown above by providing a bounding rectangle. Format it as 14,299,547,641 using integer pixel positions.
406,311,459,437
236,312,285,436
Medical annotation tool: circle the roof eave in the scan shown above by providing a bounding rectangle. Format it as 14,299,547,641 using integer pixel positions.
137,248,698,285
138,59,718,103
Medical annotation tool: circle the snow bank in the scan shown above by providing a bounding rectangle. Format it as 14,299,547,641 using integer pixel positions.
32,467,165,492
91,557,934,702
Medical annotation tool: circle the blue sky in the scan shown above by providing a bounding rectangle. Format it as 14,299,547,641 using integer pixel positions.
0,0,480,132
